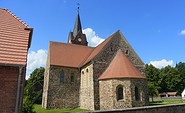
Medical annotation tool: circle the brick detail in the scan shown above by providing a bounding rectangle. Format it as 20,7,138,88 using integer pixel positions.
0,66,25,113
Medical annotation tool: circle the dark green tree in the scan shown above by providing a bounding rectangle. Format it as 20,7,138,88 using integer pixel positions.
23,67,45,113
26,67,45,104
159,66,179,93
148,83,159,102
145,64,161,100
175,62,185,94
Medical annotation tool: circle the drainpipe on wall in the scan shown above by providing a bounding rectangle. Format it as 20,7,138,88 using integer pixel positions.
15,66,23,113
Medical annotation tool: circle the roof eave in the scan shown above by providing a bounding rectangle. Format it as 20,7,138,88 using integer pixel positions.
99,77,146,81
24,28,33,49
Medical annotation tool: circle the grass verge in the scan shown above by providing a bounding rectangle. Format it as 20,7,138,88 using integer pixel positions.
34,100,185,112
33,104,89,113
149,99,185,105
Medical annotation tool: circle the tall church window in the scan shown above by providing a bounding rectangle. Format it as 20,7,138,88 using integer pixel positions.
135,86,140,101
116,85,124,101
60,70,65,83
71,73,74,83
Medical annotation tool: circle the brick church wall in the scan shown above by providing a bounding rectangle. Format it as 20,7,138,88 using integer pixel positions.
80,64,95,110
0,66,25,113
45,66,80,109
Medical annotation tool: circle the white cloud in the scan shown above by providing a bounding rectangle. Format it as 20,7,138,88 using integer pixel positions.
180,29,185,35
26,49,47,79
83,28,104,47
149,59,174,69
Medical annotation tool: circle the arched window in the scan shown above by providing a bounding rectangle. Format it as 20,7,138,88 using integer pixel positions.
82,71,84,74
60,70,65,83
135,87,140,101
70,73,74,83
116,85,124,101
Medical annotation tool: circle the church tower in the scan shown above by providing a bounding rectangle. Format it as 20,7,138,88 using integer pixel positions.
68,9,88,46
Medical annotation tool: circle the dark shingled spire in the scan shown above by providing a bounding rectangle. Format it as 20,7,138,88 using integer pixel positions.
68,4,88,46
73,13,82,38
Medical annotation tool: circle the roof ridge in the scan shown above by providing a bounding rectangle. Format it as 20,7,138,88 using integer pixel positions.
118,31,145,65
1,8,29,28
78,47,95,67
79,30,120,67
50,41,94,49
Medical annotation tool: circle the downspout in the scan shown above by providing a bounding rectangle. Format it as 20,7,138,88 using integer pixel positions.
15,66,23,113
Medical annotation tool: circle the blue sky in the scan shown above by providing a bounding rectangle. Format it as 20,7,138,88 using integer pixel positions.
1,0,185,78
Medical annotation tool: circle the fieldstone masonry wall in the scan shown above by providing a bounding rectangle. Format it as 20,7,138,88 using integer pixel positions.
92,32,147,110
99,79,148,110
45,66,80,109
130,79,149,107
43,31,148,110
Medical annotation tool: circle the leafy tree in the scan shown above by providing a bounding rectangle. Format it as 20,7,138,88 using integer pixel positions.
148,83,159,102
146,62,185,97
25,67,45,104
159,66,179,93
22,90,35,113
145,64,161,98
176,62,185,94
23,67,45,112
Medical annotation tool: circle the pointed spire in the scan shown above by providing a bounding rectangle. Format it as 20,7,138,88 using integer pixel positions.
73,3,82,38
68,4,88,46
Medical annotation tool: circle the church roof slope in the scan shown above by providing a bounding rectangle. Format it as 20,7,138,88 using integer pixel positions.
99,50,145,80
0,8,32,65
81,30,120,66
49,41,94,68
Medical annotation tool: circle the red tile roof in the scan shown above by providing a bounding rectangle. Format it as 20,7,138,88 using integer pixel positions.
49,31,118,68
0,8,32,65
99,50,145,80
80,30,118,66
50,41,94,67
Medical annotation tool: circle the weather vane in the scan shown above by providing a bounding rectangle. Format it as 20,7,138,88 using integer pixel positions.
77,3,80,13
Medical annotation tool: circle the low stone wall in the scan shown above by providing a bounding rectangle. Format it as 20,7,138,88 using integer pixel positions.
80,103,185,113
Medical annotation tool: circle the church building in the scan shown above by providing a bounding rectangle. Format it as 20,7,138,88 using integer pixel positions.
42,11,149,110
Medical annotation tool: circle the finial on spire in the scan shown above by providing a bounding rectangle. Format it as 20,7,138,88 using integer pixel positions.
77,3,80,13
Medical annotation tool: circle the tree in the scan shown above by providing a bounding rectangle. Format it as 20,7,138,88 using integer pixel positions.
145,64,161,99
148,83,159,102
175,62,185,94
25,67,45,104
159,66,179,93
23,67,45,113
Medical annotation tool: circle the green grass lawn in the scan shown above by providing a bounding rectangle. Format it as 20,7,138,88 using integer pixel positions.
34,100,185,113
149,99,185,105
33,104,89,113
